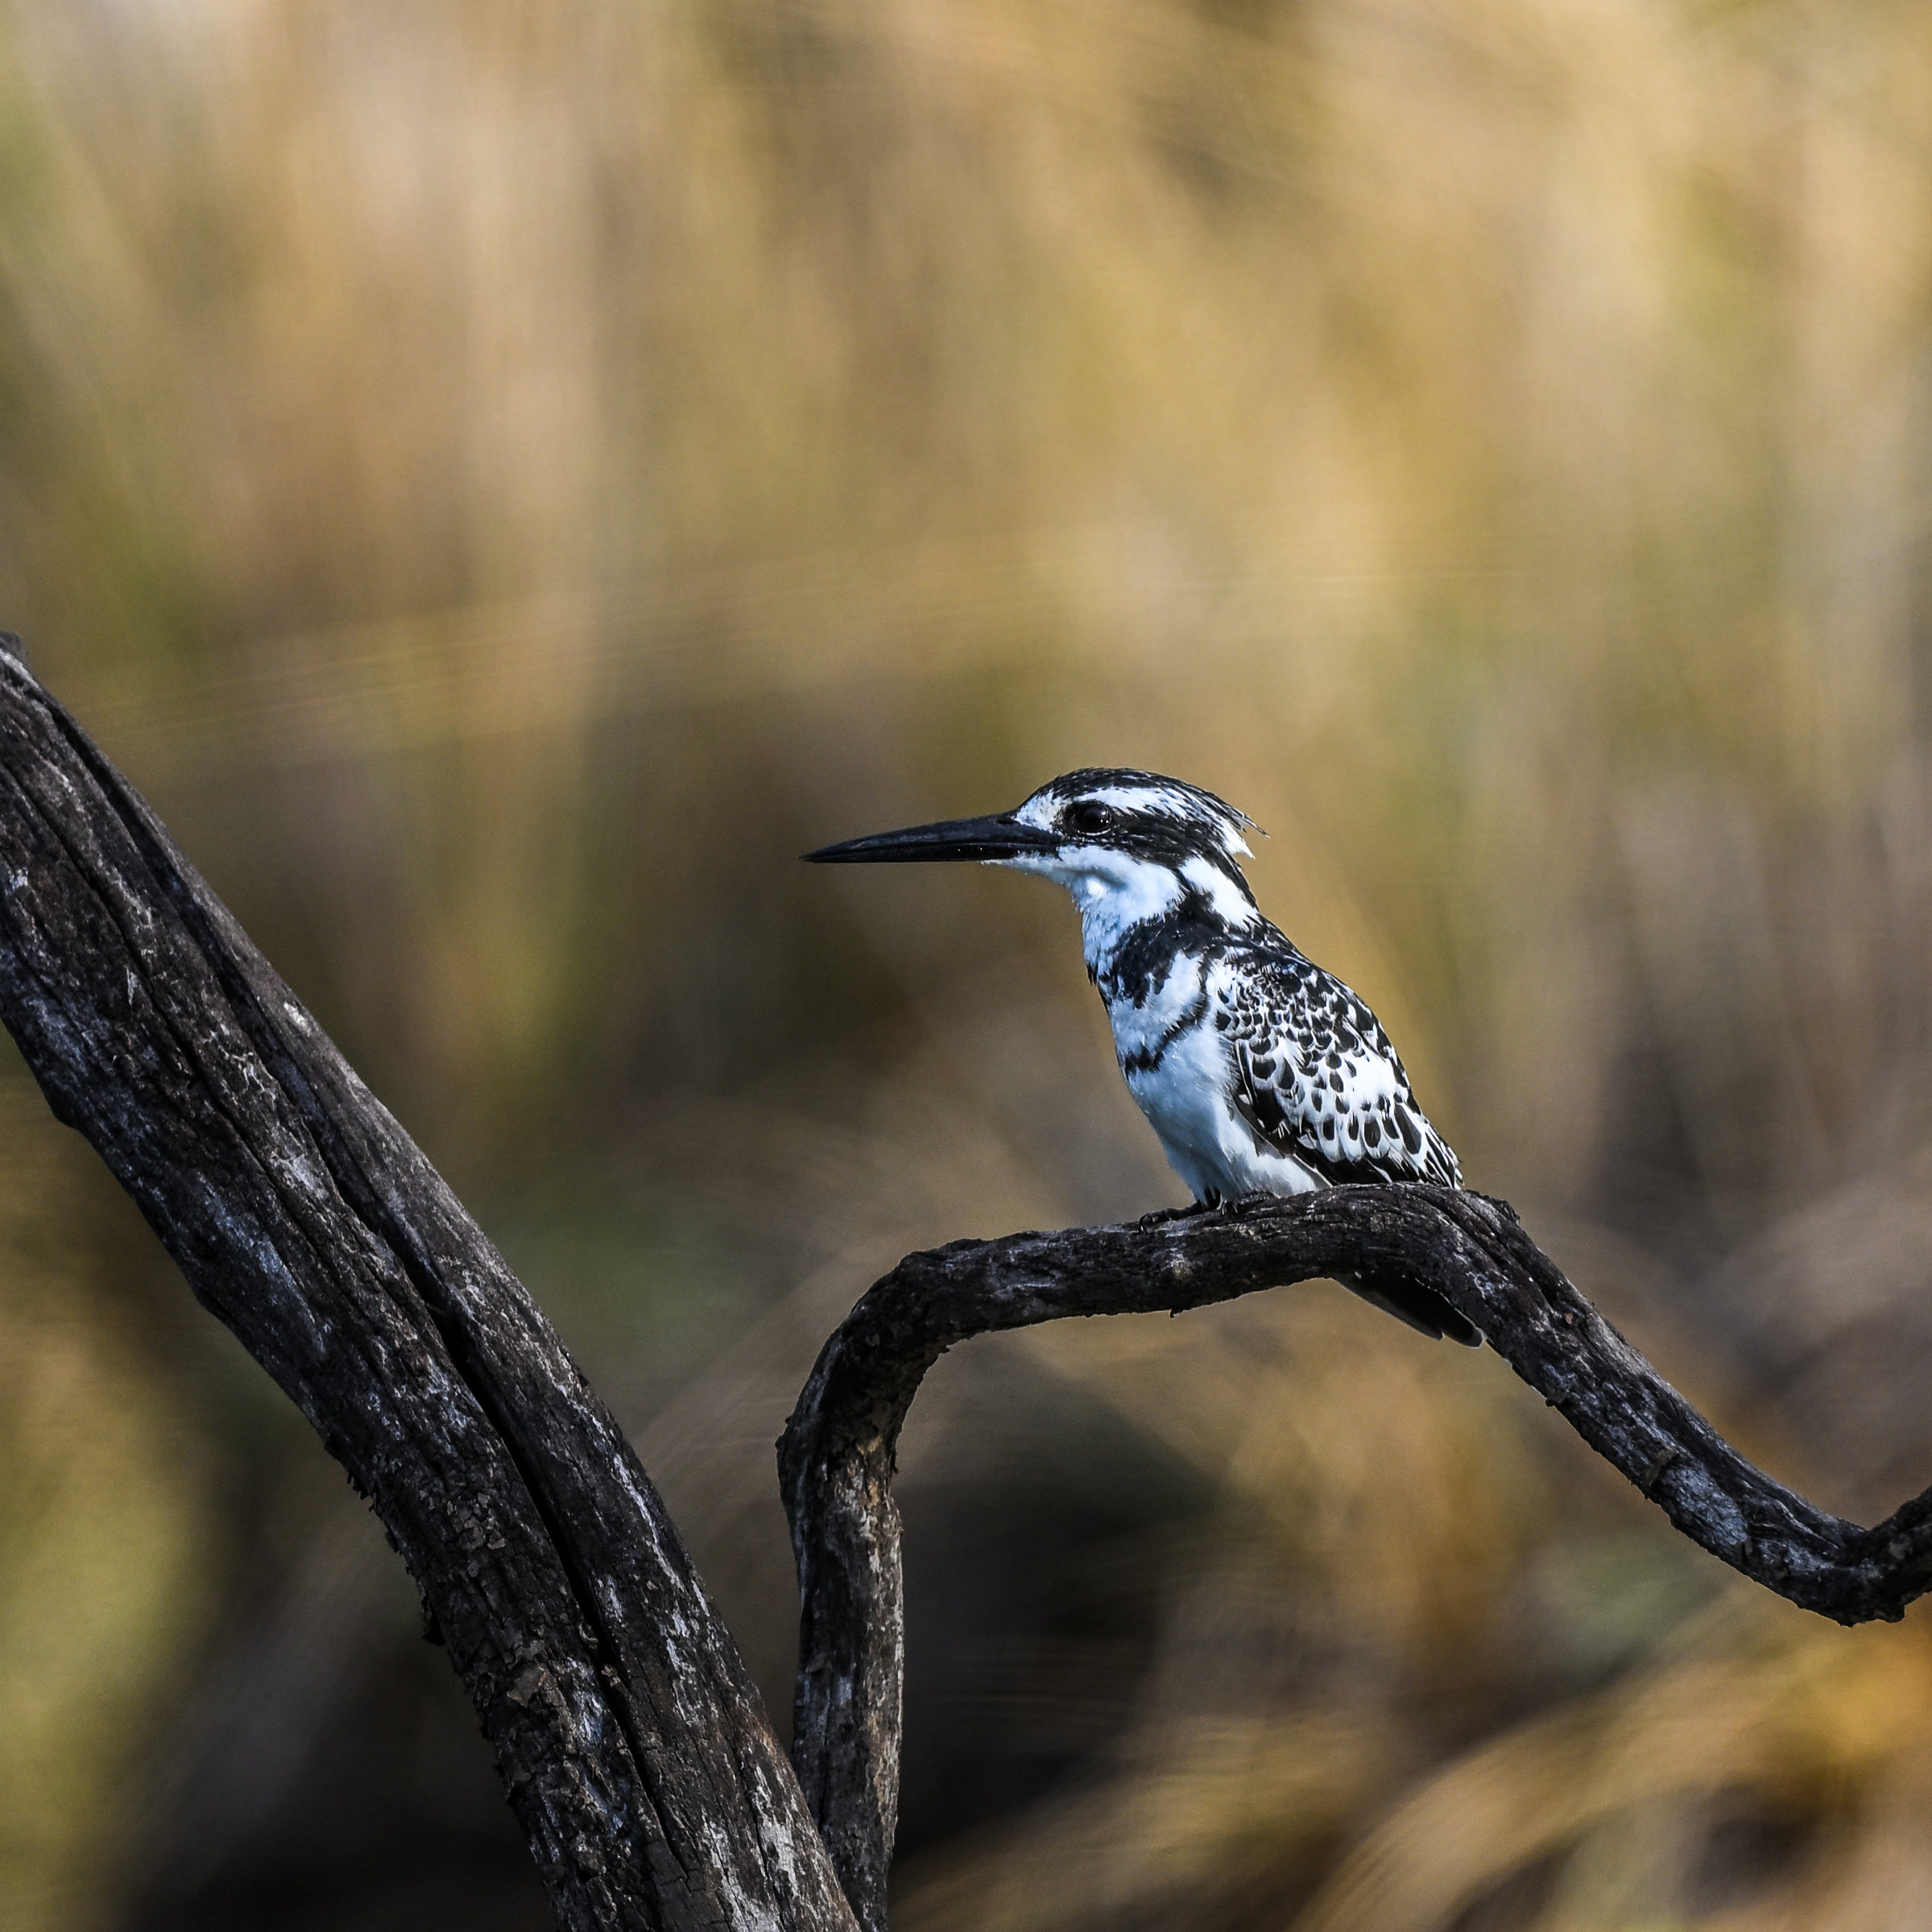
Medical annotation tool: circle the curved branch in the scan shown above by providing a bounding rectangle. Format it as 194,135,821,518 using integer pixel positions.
780,1185,1932,1930
0,643,856,1932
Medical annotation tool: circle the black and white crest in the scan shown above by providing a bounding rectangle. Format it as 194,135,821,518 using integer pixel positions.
1015,768,1259,854
806,767,1475,1343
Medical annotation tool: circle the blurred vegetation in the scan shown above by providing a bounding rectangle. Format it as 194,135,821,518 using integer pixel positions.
2,0,1932,1925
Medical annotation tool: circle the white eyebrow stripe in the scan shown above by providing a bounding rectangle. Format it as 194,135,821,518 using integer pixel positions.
1084,784,1253,857
1013,776,1256,858
1086,784,1189,813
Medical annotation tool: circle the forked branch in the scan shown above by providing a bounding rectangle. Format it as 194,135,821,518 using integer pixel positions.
780,1188,1932,1932
4,630,1927,1932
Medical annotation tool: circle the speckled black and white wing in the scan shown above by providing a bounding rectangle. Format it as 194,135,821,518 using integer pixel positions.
1208,930,1462,1188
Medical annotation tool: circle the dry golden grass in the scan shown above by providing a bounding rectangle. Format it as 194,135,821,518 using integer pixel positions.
2,0,1932,1924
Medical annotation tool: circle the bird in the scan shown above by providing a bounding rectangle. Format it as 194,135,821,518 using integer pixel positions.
805,767,1480,1346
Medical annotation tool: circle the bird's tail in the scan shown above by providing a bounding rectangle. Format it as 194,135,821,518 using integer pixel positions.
1333,1268,1482,1347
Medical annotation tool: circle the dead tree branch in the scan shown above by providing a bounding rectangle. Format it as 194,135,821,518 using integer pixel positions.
0,641,857,1932
780,1188,1932,1932
9,630,1931,1932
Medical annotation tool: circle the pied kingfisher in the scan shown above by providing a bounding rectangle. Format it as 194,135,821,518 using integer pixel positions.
806,768,1479,1346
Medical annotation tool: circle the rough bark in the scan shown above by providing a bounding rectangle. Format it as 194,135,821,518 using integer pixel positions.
780,1189,1932,1931
0,639,857,1932
14,620,1932,1932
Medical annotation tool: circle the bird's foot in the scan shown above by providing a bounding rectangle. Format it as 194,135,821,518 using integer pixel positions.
1226,1189,1285,1220
1136,1199,1216,1231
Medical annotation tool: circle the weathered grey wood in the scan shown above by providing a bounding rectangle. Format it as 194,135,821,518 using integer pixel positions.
0,639,856,1932
19,613,1932,1932
780,1189,1932,1930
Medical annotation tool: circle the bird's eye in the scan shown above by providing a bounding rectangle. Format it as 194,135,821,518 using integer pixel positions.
1067,801,1115,836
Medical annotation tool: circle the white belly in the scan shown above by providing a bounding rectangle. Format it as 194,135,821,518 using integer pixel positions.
1110,978,1326,1204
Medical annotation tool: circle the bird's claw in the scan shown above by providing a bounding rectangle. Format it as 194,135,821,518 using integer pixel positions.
1225,1189,1280,1220
1136,1200,1218,1231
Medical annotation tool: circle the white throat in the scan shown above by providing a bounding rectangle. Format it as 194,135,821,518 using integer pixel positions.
999,849,1257,970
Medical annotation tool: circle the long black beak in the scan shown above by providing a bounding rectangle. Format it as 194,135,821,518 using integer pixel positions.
804,813,1060,864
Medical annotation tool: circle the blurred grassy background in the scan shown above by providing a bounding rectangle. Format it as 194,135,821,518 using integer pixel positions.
2,0,1932,1926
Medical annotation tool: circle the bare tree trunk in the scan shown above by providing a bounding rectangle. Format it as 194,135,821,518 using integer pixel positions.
0,639,856,1932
